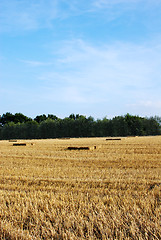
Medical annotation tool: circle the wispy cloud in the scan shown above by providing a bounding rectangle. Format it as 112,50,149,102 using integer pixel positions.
20,60,53,67
0,0,59,32
92,0,161,26
127,100,161,117
1,0,161,118
129,100,161,108
93,0,134,8
1,0,161,33
39,38,161,110
0,0,94,33
93,0,161,8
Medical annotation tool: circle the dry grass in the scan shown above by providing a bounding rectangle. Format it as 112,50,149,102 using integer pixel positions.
0,136,161,239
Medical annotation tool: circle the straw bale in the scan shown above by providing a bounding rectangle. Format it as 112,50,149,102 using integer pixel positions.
106,138,121,141
68,146,98,150
13,143,27,146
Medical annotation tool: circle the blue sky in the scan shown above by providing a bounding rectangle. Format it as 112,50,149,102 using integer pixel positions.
1,0,161,119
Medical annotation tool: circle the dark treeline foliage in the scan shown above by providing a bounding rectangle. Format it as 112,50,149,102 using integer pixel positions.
0,112,161,140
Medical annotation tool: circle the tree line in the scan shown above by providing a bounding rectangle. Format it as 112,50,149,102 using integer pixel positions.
0,112,161,140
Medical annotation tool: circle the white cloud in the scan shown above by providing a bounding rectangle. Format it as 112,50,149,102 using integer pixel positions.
20,60,53,67
1,0,161,33
38,38,161,110
129,100,161,108
0,0,59,32
0,0,95,33
92,0,161,25
126,100,161,117
93,0,136,8
93,0,161,8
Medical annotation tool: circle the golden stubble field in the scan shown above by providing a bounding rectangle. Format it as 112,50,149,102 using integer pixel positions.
0,136,161,239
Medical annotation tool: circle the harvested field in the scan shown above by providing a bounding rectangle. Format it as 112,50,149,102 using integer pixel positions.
58,137,71,140
0,136,161,239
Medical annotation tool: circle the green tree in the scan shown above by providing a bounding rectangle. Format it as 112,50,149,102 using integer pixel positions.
39,119,58,139
34,114,47,123
47,114,58,121
14,113,31,124
0,112,14,126
142,117,161,136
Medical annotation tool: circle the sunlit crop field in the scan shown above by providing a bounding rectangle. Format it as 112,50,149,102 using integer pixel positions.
0,136,161,239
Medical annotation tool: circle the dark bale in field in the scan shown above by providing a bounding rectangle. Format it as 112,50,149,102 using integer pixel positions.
13,143,27,146
106,138,121,141
67,146,97,150
12,142,34,146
